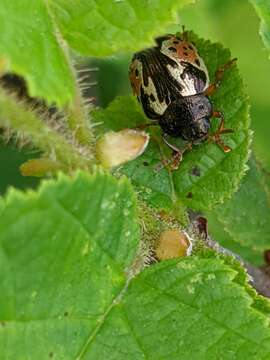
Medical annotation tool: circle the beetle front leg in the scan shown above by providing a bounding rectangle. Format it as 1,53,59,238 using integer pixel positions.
204,58,237,96
135,120,159,130
162,133,192,170
209,111,233,153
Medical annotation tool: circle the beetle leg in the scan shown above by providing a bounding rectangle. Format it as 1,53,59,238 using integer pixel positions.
181,25,189,41
162,133,182,153
135,120,159,130
209,111,234,153
162,133,192,170
204,58,237,96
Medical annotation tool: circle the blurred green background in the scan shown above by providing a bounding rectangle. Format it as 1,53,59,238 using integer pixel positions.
0,0,269,266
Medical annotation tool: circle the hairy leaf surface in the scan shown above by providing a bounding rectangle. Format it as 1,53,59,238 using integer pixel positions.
51,0,194,56
0,173,270,358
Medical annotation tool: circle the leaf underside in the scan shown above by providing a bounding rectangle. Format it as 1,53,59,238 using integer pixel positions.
207,212,263,266
207,158,270,255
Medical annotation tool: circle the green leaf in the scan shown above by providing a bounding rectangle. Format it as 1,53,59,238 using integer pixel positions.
50,0,194,57
1,172,270,358
180,1,270,172
250,0,270,54
0,0,76,105
121,254,270,360
207,213,263,266
93,34,251,211
206,158,270,253
92,96,174,209
251,105,270,172
171,37,251,211
0,171,140,358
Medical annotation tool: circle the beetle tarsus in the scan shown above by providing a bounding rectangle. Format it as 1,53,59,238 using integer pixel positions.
204,58,237,96
135,120,159,130
210,111,233,153
161,134,193,170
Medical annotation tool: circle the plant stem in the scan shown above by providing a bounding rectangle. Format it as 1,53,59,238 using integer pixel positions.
0,88,91,171
45,0,94,149
66,90,94,148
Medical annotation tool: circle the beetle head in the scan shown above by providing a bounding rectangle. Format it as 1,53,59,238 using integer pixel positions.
159,95,212,141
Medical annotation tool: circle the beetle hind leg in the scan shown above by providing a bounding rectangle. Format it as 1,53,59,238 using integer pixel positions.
209,111,234,153
204,58,237,96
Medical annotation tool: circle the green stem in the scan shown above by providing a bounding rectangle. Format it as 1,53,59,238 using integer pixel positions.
45,0,94,149
0,88,91,171
66,90,94,147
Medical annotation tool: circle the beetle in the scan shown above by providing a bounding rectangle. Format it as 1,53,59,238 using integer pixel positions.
129,30,236,168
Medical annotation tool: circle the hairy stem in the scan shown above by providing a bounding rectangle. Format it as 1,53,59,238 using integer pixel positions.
45,1,94,149
0,88,91,171
66,90,94,148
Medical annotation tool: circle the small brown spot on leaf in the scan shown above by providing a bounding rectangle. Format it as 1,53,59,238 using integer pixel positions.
186,192,193,198
264,250,270,265
191,166,201,177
